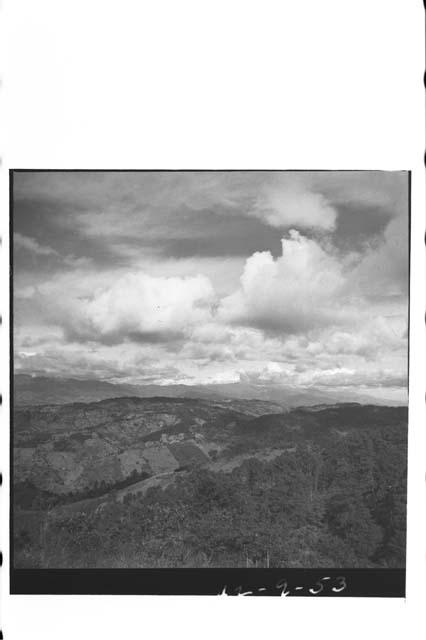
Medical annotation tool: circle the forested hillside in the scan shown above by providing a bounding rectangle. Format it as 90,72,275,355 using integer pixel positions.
13,399,407,569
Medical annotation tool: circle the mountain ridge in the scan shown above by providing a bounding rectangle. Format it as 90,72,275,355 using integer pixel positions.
14,374,405,408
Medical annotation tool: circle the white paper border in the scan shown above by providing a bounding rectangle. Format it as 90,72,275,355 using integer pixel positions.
1,1,425,638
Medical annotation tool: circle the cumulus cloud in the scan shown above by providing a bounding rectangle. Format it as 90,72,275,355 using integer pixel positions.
238,361,406,392
217,226,409,349
250,185,337,230
304,368,407,389
60,271,216,344
219,230,347,334
12,171,409,402
239,362,293,385
15,348,190,385
14,336,195,384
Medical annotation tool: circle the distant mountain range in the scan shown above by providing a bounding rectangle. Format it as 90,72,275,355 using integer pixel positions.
13,374,404,407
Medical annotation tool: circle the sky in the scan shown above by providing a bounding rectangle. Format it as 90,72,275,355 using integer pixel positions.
13,171,409,402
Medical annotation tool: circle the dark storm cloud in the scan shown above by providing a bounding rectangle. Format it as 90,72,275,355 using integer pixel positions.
13,170,408,271
63,323,185,347
148,211,284,259
12,180,281,268
309,170,408,214
13,196,127,272
332,202,393,251
90,206,285,260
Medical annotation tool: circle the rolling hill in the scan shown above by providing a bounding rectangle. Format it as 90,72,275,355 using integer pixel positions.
13,395,408,570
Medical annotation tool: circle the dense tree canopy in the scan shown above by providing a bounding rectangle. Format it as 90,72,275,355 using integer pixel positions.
14,419,407,569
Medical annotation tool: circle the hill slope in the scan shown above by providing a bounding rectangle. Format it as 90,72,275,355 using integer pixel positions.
13,397,408,569
13,397,407,497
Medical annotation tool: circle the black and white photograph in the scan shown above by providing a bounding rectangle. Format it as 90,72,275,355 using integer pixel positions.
3,0,426,637
11,170,409,574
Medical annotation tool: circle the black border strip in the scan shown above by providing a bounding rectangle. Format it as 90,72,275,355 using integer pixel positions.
407,171,411,393
9,169,410,597
9,170,14,587
8,168,410,172
11,568,405,597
